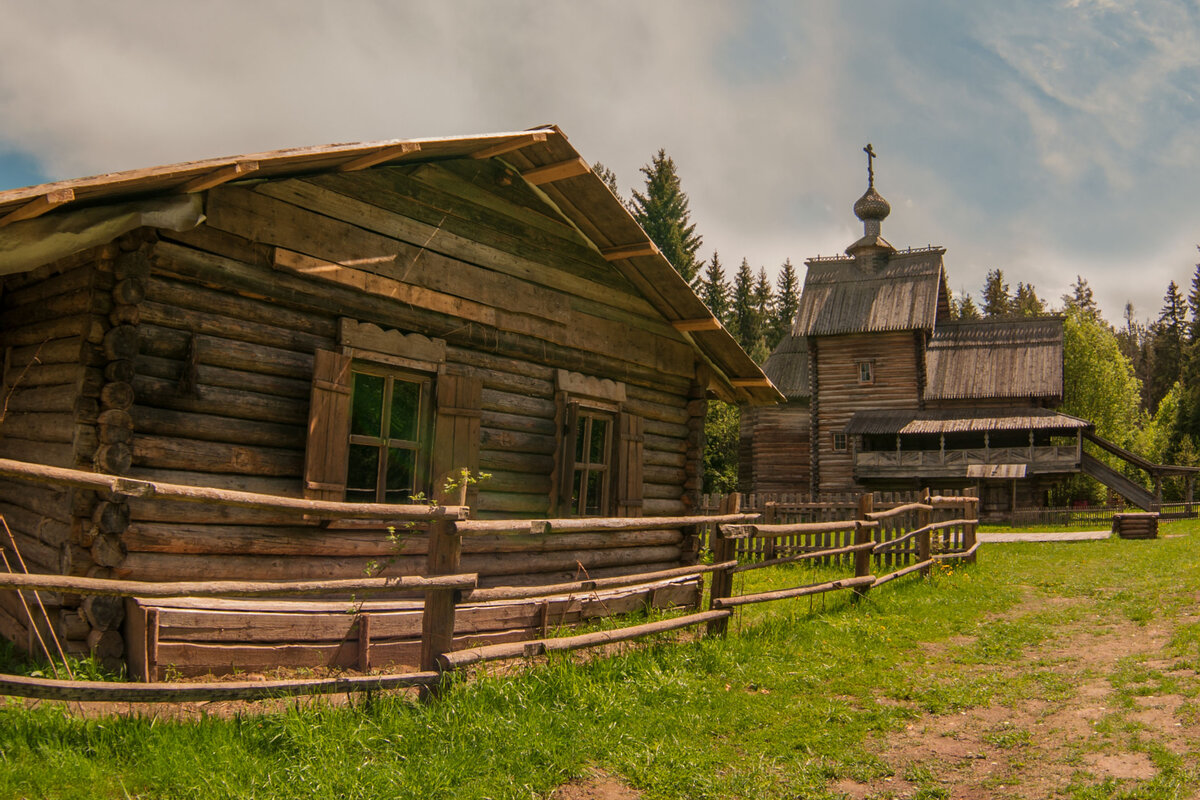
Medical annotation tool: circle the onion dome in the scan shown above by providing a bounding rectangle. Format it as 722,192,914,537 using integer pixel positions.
853,186,891,222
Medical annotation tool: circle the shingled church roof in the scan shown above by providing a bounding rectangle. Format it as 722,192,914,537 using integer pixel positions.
793,248,949,336
924,317,1064,401
761,334,810,400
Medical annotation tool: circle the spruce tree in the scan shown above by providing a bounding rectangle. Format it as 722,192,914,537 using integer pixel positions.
773,258,800,344
1062,275,1099,318
729,258,757,352
958,293,982,320
981,269,1011,317
697,251,730,321
1013,282,1046,316
630,149,703,284
1149,280,1188,412
592,161,624,207
1187,258,1200,344
752,267,775,355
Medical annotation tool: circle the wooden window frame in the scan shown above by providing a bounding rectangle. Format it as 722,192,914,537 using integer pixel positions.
832,432,848,453
566,407,616,517
345,362,434,504
856,359,875,385
553,370,641,518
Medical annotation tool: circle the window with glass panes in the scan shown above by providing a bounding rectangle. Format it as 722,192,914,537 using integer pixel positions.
346,367,431,503
569,410,613,516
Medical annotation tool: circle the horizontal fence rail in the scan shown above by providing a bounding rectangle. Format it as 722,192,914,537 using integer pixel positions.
0,459,981,703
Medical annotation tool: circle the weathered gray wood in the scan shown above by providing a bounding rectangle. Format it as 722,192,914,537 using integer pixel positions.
712,575,876,608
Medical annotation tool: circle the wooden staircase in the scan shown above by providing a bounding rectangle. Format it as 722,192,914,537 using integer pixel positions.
1081,432,1199,515
1080,452,1156,511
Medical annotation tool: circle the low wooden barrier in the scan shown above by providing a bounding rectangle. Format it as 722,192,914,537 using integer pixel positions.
0,460,981,703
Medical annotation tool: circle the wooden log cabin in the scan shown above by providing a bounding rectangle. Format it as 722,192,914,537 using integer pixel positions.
0,126,780,673
741,150,1092,516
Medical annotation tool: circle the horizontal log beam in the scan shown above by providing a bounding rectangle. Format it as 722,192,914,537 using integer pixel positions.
866,502,933,520
0,570,478,599
730,378,774,388
0,670,440,702
670,317,722,332
0,189,74,228
712,575,875,608
0,457,468,521
520,157,590,185
178,161,258,193
336,142,421,172
720,519,877,540
464,560,736,602
729,542,875,574
871,559,935,588
931,542,981,561
438,609,731,670
455,513,759,535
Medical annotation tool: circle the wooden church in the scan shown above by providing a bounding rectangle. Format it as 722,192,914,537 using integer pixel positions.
740,147,1090,514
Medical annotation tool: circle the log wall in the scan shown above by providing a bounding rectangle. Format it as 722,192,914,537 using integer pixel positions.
812,332,920,492
738,402,810,493
112,159,700,588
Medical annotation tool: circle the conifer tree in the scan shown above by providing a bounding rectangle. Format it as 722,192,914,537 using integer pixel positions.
752,267,775,353
1187,257,1200,344
1013,282,1046,316
773,258,800,344
729,258,757,352
958,293,982,320
981,269,1011,317
630,149,703,284
1062,275,1099,318
1149,280,1188,412
697,251,730,321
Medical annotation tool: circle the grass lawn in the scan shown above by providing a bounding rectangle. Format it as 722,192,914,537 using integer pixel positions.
1,522,1199,799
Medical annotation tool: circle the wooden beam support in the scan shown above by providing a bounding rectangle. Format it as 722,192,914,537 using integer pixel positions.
470,132,548,159
521,157,590,185
730,378,773,388
336,142,421,172
671,317,723,333
0,189,74,228
177,161,258,193
602,242,659,261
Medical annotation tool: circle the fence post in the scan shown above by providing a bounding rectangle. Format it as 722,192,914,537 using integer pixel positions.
707,493,740,636
964,496,978,564
917,487,932,576
856,491,874,584
421,508,463,698
763,502,777,561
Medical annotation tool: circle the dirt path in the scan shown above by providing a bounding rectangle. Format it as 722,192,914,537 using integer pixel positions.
830,591,1200,799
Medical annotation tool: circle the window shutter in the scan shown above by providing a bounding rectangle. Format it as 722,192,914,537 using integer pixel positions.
304,349,353,502
431,373,483,506
615,411,644,517
556,401,581,516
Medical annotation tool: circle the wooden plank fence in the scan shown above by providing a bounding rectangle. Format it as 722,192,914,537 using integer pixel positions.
0,459,980,703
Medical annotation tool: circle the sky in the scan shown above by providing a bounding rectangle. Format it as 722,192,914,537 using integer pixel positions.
1,0,1198,323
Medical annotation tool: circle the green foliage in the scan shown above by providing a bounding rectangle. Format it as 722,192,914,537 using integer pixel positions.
981,268,1011,317
697,251,729,320
955,292,982,320
630,149,702,283
1148,280,1188,413
728,258,757,353
1062,275,1099,318
702,400,740,493
1013,281,1046,316
1059,308,1146,503
773,259,800,344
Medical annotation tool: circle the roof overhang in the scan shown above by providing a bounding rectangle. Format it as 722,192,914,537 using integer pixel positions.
845,408,1092,436
0,127,782,406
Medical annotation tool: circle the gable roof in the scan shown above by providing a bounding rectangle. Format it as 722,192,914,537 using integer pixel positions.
0,126,780,405
793,248,947,336
761,334,809,400
924,317,1064,401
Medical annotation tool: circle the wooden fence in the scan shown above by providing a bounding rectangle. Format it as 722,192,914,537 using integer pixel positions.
0,459,979,703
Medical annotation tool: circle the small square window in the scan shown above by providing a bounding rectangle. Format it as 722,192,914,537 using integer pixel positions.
832,432,848,452
857,360,874,384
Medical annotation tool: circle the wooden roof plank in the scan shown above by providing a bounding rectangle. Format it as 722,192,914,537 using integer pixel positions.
0,188,74,228
178,161,259,193
521,157,591,185
603,242,659,261
470,132,548,159
336,143,422,172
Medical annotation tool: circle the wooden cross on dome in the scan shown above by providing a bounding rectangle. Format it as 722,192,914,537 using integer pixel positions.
864,143,877,189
